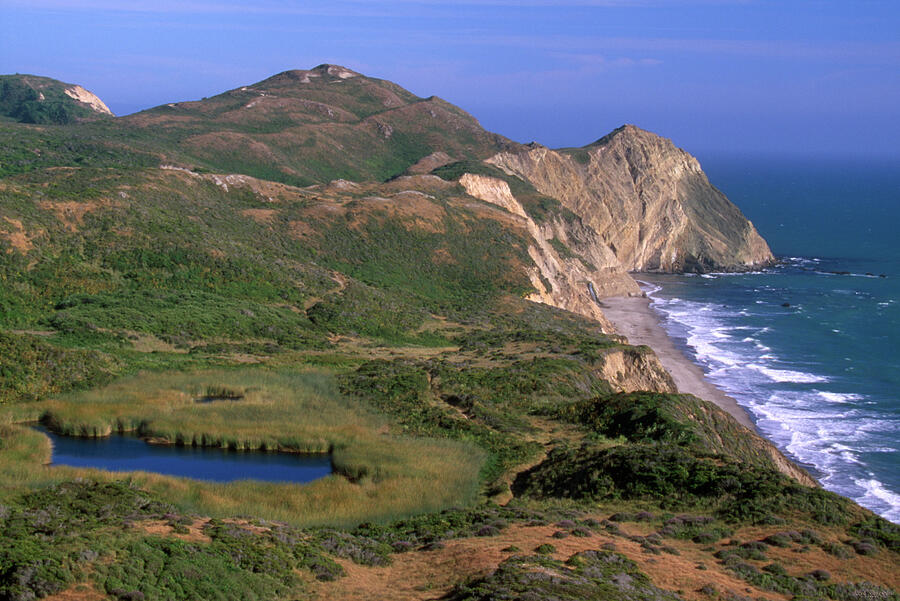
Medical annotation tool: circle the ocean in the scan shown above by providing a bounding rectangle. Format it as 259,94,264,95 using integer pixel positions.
640,155,900,523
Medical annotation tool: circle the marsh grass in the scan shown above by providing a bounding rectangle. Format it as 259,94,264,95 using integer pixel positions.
0,368,485,526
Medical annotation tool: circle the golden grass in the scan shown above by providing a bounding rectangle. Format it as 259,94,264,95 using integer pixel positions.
0,368,485,527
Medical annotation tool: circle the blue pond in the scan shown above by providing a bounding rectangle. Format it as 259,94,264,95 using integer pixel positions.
37,426,332,484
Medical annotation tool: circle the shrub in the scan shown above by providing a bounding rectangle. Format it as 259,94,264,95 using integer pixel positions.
763,533,793,548
822,541,853,559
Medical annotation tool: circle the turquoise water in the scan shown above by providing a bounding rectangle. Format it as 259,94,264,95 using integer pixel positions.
37,426,333,484
642,156,900,522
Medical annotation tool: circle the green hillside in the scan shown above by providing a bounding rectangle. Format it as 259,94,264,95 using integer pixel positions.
0,74,112,124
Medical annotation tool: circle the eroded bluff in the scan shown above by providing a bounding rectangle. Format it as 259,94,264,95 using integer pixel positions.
487,124,774,273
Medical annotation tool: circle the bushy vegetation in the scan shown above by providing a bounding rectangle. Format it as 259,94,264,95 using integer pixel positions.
716,536,900,601
0,481,174,600
307,280,430,343
0,330,118,403
340,359,540,485
513,442,851,524
0,76,104,125
552,391,780,468
449,549,683,601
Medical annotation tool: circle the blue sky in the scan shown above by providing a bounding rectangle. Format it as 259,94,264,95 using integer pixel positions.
2,0,899,159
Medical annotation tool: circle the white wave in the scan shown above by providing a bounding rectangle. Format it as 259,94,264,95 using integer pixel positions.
646,280,899,523
816,391,864,403
854,478,900,523
748,364,829,383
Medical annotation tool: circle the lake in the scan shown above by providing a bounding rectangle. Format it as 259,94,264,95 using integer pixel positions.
37,426,333,484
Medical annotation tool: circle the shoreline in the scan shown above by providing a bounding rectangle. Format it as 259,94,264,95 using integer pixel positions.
599,292,756,430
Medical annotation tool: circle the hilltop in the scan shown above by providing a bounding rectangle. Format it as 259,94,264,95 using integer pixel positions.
115,63,518,185
0,74,113,124
0,67,894,601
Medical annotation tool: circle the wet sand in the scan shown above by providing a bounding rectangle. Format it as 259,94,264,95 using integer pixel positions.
599,294,756,429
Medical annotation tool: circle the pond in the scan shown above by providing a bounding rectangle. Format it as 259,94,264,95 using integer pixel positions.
36,426,333,484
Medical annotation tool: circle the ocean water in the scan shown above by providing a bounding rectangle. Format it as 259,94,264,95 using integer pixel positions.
641,156,900,523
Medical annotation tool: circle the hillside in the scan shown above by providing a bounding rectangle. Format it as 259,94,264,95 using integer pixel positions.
116,64,519,185
0,74,113,124
0,68,896,601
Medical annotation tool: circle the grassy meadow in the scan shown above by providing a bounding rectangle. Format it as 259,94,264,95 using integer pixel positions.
0,368,485,527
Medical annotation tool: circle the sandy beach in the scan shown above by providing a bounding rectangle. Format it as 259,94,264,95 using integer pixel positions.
599,294,756,429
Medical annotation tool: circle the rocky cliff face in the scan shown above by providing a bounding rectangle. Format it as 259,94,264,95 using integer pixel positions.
459,173,638,333
62,84,113,116
596,348,677,394
487,125,774,273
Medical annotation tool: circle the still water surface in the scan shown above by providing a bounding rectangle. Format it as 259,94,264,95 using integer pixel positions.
37,426,332,484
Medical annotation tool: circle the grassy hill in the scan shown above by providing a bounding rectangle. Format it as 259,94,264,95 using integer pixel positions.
0,74,113,125
0,68,896,601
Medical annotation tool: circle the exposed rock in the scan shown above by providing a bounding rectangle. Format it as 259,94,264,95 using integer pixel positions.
597,348,677,394
488,125,774,273
458,173,527,218
459,173,638,333
63,84,114,115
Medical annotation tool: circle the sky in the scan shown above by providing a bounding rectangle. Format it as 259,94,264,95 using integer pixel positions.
2,0,899,160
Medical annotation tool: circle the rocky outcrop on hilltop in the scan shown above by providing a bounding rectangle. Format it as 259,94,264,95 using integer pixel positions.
0,74,113,123
488,125,774,273
62,84,113,115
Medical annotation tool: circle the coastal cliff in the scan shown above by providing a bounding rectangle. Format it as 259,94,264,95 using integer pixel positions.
488,125,774,273
459,172,638,333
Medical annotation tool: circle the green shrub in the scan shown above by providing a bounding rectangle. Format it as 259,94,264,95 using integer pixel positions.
448,550,683,601
512,442,851,524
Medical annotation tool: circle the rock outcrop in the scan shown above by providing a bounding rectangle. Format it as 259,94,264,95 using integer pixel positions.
596,348,677,394
459,173,639,333
0,74,114,123
62,84,114,116
488,125,774,273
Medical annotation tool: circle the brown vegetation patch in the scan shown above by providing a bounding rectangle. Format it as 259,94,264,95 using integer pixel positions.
125,331,185,353
403,151,455,175
134,517,211,543
236,176,311,203
344,195,447,233
241,208,280,224
733,525,900,590
38,201,103,232
0,217,39,253
289,218,316,240
431,248,456,265
379,174,456,194
313,519,807,601
43,582,107,601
